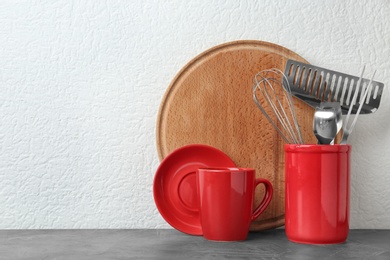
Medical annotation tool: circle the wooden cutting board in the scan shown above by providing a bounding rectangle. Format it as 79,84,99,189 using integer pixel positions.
156,40,317,231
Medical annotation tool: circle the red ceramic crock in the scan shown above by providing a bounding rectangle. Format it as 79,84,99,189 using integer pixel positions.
284,144,351,244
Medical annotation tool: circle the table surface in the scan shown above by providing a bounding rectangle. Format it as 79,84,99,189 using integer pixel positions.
1,229,389,259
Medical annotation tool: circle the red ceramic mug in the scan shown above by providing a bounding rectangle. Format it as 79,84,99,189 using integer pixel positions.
196,167,273,241
284,144,351,244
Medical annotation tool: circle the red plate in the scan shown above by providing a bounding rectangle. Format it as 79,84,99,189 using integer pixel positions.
153,144,236,235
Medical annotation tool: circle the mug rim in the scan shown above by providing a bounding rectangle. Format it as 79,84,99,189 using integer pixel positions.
197,167,255,172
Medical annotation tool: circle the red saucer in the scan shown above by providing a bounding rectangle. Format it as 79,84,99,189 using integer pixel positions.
153,144,236,235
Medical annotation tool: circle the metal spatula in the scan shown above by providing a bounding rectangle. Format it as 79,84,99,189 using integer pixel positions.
283,59,384,114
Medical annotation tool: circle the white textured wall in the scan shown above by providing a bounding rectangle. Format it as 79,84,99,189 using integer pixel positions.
1,0,389,229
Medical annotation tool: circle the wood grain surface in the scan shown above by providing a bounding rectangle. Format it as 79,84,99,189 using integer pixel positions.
156,40,317,231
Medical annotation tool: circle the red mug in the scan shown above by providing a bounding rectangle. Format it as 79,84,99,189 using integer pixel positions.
196,167,273,241
284,144,351,244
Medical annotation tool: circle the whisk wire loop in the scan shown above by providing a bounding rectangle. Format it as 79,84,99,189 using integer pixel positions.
252,68,304,144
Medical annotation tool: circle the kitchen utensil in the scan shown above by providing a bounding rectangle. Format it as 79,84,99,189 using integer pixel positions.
197,167,273,241
341,68,376,145
284,59,384,114
320,102,342,144
252,68,304,144
156,40,317,231
313,107,338,145
153,144,236,235
285,144,351,244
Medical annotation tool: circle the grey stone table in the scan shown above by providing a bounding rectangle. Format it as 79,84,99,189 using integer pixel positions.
0,229,389,259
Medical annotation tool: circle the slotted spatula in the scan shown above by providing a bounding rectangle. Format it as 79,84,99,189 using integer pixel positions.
283,59,384,114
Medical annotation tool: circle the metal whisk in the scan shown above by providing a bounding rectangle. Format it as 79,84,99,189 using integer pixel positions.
252,68,304,144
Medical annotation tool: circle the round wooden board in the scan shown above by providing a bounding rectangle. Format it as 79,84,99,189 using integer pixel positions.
156,40,317,231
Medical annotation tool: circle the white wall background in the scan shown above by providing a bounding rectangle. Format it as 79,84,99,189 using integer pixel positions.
1,0,389,229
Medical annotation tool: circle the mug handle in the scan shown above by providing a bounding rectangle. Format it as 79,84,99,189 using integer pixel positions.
251,178,273,221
